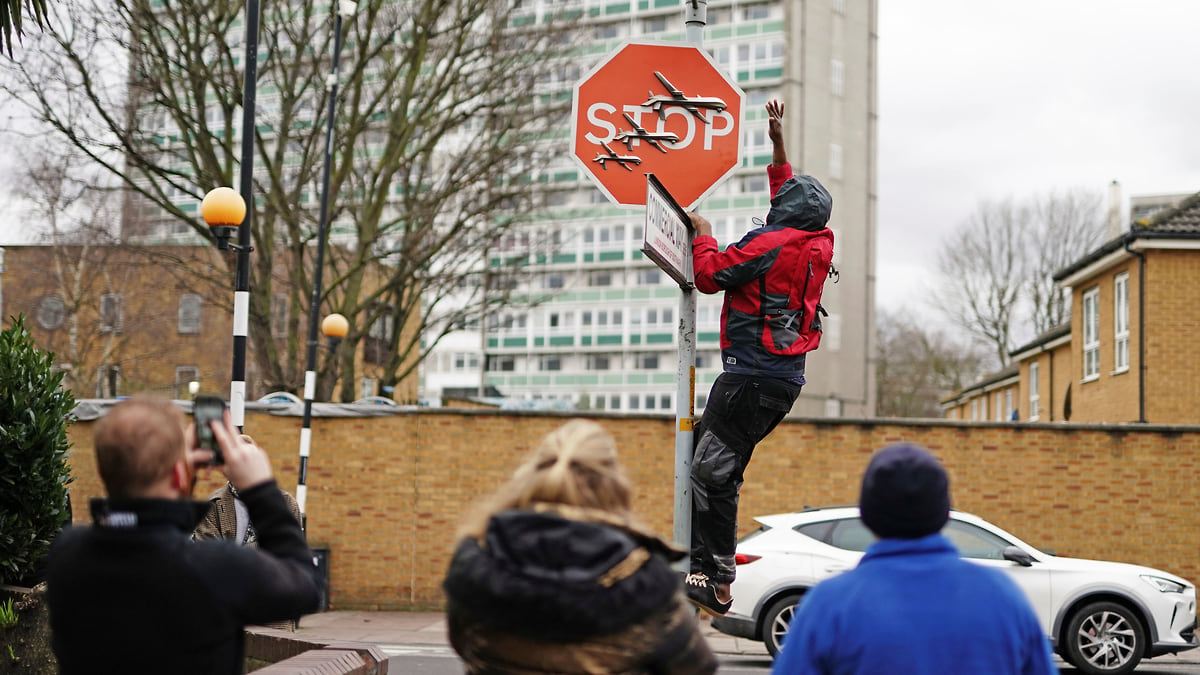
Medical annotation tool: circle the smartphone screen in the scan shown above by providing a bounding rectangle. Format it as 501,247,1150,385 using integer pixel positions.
193,395,227,465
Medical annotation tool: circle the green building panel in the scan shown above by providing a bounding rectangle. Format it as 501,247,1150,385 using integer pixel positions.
646,333,673,344
581,336,593,346
549,336,574,346
488,338,498,348
580,291,604,301
755,67,784,80
710,27,732,40
652,374,676,385
598,250,624,262
602,375,624,385
534,337,545,347
531,376,552,386
583,252,595,263
551,253,576,264
502,337,527,348
630,288,651,299
575,374,600,386
597,334,622,345
626,374,649,385
763,20,784,33
632,250,645,260
698,331,721,343
630,335,642,345
607,2,631,14
654,287,678,299
733,196,758,209
737,24,758,37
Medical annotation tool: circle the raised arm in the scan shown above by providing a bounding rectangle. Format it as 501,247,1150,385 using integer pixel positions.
767,99,787,167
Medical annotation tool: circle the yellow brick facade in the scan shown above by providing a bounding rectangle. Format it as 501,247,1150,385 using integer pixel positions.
63,408,1200,610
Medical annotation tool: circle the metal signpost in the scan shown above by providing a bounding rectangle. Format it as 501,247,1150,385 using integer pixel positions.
570,0,740,557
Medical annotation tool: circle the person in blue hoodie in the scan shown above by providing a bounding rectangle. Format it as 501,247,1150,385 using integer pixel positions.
772,443,1056,675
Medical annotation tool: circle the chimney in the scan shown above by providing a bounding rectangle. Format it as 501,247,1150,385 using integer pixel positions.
1106,180,1125,238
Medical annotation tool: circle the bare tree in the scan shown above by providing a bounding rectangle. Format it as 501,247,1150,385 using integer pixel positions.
932,190,1104,367
875,310,990,418
1,0,576,401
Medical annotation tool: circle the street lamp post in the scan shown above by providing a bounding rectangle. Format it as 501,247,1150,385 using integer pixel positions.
297,312,347,530
295,0,355,532
201,187,253,429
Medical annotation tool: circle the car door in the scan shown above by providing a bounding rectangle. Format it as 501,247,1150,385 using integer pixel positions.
942,519,1054,633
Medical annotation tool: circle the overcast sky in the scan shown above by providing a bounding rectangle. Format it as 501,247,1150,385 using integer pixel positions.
4,0,1200,323
876,0,1200,316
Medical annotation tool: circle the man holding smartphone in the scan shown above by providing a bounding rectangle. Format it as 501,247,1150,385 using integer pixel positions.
46,397,322,675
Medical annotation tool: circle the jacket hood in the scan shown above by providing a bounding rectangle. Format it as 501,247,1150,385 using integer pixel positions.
89,497,209,532
443,509,680,641
766,174,832,232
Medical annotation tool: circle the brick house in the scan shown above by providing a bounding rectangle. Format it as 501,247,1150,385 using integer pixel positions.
0,244,419,402
943,190,1200,423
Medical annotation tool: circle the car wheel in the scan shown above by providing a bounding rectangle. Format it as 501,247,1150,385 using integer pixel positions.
1063,601,1145,675
762,593,803,658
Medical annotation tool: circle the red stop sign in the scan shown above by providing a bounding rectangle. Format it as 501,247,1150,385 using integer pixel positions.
571,42,745,209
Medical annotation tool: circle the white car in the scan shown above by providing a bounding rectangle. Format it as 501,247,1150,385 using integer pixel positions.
711,507,1197,675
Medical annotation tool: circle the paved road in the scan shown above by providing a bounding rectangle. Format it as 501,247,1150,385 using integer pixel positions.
377,644,1200,674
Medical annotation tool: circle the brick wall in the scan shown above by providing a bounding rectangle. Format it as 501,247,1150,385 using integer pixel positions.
1145,250,1200,423
64,408,1200,609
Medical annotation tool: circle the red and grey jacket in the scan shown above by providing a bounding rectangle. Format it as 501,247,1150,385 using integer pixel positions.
693,163,834,379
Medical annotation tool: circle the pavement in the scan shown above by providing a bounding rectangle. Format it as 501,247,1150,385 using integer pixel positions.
276,610,1200,669
281,610,767,657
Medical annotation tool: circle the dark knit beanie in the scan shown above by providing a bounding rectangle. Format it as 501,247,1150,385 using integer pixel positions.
859,444,950,539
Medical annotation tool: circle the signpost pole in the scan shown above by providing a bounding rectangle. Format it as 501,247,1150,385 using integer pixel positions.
670,0,707,567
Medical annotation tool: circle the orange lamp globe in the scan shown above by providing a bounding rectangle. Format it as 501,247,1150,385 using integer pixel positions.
321,313,349,339
201,187,247,227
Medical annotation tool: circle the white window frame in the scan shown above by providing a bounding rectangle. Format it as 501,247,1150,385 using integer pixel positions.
994,391,1004,422
1113,272,1129,373
178,293,202,335
1004,388,1013,422
1028,361,1040,421
829,143,843,180
1082,287,1100,381
830,59,844,97
99,292,124,334
970,398,979,421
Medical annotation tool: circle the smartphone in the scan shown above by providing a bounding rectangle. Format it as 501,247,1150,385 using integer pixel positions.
193,395,227,465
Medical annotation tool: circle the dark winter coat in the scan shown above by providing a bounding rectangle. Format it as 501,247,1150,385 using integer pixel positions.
47,480,322,675
693,163,835,379
443,505,718,674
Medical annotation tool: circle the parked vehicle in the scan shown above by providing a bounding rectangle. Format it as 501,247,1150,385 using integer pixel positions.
711,506,1197,675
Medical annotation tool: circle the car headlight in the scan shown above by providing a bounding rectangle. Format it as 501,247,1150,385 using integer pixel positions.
1140,575,1186,594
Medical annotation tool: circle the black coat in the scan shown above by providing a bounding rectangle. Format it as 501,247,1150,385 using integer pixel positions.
47,480,322,675
443,507,717,674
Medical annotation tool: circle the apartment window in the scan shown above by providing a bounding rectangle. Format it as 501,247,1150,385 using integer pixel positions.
831,60,845,97
628,395,640,410
1029,361,1040,421
36,295,66,331
636,354,659,370
645,395,656,410
1114,272,1129,372
99,293,123,334
1082,287,1100,380
1004,389,1013,422
581,311,593,326
96,365,121,398
175,367,199,400
638,269,662,285
970,398,979,421
178,293,202,335
660,394,671,410
609,395,620,410
361,378,377,400
490,355,516,372
994,392,1004,422
829,143,843,180
545,274,564,289
539,356,561,371
588,355,611,371
589,271,612,287
270,293,289,338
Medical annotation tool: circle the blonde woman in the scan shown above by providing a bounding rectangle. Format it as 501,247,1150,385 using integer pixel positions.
443,419,717,674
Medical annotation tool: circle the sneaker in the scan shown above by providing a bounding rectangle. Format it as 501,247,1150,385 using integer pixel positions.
683,572,732,616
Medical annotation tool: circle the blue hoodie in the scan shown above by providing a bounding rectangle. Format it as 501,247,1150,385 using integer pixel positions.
772,534,1056,675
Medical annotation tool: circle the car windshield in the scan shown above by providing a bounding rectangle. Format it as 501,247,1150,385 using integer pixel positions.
800,516,1020,561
